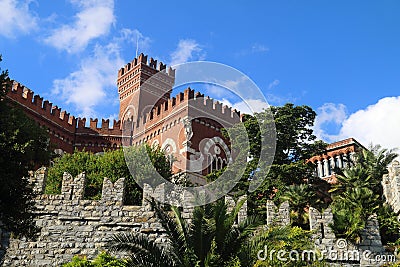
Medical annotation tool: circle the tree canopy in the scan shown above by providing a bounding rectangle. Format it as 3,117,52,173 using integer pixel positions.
209,103,327,220
0,55,51,239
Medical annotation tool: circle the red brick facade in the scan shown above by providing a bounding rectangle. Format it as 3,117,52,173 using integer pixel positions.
7,53,359,178
6,54,241,176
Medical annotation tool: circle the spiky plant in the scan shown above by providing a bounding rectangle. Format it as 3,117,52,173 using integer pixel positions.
108,197,262,267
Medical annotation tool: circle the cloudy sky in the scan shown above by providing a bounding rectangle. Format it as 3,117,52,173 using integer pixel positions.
1,0,400,150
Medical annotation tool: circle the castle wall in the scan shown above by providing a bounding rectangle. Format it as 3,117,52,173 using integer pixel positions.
5,53,242,177
382,161,400,213
264,202,389,266
266,200,290,226
1,177,391,266
5,82,123,154
1,169,247,266
1,170,164,266
6,80,239,176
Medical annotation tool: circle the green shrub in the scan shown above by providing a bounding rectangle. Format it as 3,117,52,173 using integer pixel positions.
46,145,171,205
62,252,125,267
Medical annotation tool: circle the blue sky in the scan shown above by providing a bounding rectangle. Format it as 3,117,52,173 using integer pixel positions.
1,0,400,149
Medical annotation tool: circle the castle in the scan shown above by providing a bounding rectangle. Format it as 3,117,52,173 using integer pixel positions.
5,53,240,177
3,54,400,266
6,53,369,180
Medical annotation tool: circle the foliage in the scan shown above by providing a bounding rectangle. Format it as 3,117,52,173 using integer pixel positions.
376,203,400,245
241,225,327,267
279,184,317,228
0,54,51,239
62,252,125,267
329,144,399,243
209,104,327,221
108,198,263,267
45,145,171,204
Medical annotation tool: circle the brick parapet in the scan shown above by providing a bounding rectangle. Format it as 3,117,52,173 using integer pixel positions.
5,81,124,154
132,88,241,133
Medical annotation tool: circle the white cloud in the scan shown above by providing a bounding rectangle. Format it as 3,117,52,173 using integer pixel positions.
315,97,400,150
44,0,115,53
0,0,38,37
204,84,231,98
219,98,268,115
313,103,347,141
236,43,269,57
118,28,151,54
51,28,148,118
268,79,280,89
52,43,123,117
170,39,205,66
338,97,400,149
251,43,269,53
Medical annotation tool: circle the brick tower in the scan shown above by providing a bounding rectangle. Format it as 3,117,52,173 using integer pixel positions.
117,53,175,121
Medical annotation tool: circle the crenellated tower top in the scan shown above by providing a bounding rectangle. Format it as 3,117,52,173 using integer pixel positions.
117,53,175,120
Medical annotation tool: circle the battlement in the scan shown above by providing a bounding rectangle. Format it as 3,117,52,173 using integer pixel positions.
132,87,241,130
7,81,77,132
75,117,122,135
117,53,175,78
4,167,388,266
7,81,125,135
32,168,137,205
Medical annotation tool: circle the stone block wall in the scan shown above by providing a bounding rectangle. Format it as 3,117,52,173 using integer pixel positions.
266,200,290,226
264,202,389,266
225,195,247,224
1,169,164,266
382,161,400,213
1,166,393,266
1,169,248,266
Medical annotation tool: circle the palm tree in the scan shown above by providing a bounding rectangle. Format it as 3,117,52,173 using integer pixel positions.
279,184,316,228
329,144,398,243
332,144,397,194
108,198,262,267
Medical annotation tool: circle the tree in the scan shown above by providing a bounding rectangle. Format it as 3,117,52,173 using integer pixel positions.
108,198,262,267
329,144,399,243
46,145,172,204
279,184,317,228
0,55,51,239
216,104,327,220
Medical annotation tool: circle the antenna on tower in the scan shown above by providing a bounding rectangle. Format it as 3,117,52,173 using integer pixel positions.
135,34,139,58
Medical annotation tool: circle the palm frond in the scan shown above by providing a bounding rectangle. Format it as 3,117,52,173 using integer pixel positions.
149,199,187,259
108,232,176,267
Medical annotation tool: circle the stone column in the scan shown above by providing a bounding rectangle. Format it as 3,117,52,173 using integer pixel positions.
317,160,323,178
336,155,343,169
342,153,348,168
323,158,330,177
329,157,336,172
